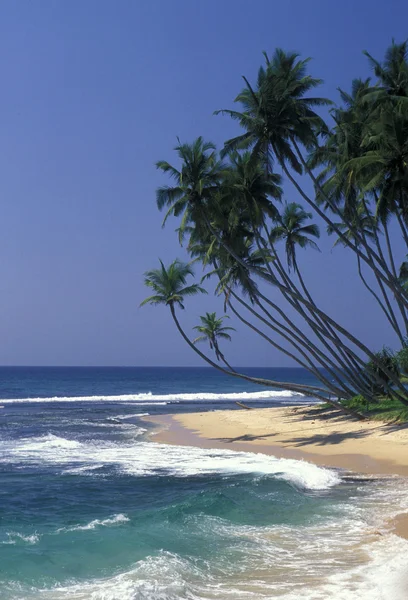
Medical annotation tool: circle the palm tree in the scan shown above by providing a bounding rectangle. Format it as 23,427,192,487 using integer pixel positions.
140,259,226,372
267,203,370,392
215,49,330,171
309,78,372,217
364,40,408,99
327,205,405,344
155,144,402,405
216,48,408,313
350,110,408,235
141,260,348,403
148,44,408,412
311,72,408,338
193,312,235,369
140,259,206,310
222,151,282,220
270,203,320,272
156,137,226,241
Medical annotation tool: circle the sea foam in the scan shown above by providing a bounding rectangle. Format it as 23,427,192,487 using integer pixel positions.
1,532,40,545
16,535,408,600
0,389,304,404
57,514,129,533
1,435,339,490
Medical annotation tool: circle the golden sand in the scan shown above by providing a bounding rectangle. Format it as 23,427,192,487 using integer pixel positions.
145,405,408,539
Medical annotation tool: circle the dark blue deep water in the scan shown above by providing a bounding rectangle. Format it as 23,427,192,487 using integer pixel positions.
1,367,407,599
0,366,321,402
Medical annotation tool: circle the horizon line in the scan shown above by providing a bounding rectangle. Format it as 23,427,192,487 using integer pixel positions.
0,364,306,369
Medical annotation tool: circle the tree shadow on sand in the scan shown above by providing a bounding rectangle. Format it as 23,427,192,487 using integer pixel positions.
280,428,373,447
211,405,408,446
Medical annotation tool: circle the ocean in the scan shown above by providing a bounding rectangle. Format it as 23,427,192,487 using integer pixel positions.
1,366,408,599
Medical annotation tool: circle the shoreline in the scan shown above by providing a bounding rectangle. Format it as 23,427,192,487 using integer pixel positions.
143,404,408,539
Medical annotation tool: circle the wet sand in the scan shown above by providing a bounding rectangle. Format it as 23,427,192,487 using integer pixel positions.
144,404,408,539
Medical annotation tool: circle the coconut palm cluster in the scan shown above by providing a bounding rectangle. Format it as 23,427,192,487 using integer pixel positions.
142,42,408,417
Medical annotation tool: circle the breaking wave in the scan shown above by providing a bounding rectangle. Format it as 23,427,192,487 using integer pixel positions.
0,389,305,404
57,514,129,533
1,532,40,545
8,535,408,600
1,434,339,491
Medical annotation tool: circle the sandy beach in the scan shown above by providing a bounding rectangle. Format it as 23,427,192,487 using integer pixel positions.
146,404,408,538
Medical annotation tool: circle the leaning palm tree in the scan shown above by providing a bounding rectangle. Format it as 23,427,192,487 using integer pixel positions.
140,259,352,405
140,259,220,371
269,202,322,329
193,312,235,369
216,47,408,313
140,259,206,311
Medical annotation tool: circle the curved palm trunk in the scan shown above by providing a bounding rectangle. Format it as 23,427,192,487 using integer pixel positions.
201,207,408,399
289,140,408,306
169,303,365,418
290,257,377,398
213,341,236,372
262,226,372,393
229,288,359,398
253,223,363,391
259,218,370,387
219,213,369,385
383,220,408,335
357,254,404,344
227,297,349,399
255,284,376,398
395,209,408,248
367,213,407,338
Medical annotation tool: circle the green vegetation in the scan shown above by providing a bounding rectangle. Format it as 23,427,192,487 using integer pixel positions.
341,395,408,423
142,42,408,419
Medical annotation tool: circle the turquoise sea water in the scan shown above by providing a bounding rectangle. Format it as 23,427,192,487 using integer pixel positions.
1,367,408,599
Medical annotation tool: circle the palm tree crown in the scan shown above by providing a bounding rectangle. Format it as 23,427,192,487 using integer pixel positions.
270,203,320,270
215,49,331,172
156,137,226,238
193,312,235,362
364,40,408,98
140,259,206,309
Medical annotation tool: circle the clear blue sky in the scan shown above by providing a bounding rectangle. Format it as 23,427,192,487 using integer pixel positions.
0,0,406,366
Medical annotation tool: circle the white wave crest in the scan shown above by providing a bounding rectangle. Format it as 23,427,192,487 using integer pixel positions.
57,514,129,533
1,532,40,545
0,389,304,404
109,413,150,420
1,435,339,490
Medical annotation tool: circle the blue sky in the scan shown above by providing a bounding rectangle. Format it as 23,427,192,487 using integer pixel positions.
0,0,406,366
